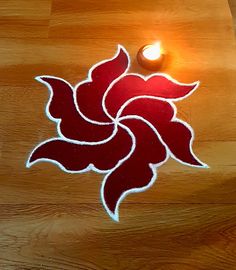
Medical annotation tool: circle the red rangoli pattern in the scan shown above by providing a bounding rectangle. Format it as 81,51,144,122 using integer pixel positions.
27,45,208,221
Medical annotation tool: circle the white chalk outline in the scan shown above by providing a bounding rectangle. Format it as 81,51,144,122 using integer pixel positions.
26,44,209,222
26,122,136,175
34,76,118,146
102,72,208,169
101,115,170,222
115,96,208,169
33,44,130,146
74,44,131,125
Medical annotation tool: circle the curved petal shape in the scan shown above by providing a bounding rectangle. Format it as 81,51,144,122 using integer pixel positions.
118,96,175,122
101,118,167,221
157,121,207,167
76,45,129,123
105,74,198,118
36,76,114,143
27,45,208,222
119,97,206,167
27,126,133,173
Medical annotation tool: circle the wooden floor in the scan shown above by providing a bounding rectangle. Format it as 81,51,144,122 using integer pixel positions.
0,0,236,269
229,0,236,31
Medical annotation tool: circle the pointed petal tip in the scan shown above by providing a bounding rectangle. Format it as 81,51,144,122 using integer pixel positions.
194,156,209,169
102,198,120,222
101,184,120,223
107,206,120,222
117,44,125,52
35,75,63,84
102,201,120,222
35,75,51,84
117,44,129,59
25,159,32,168
192,80,200,89
191,160,209,169
35,75,44,82
110,212,120,222
201,163,210,169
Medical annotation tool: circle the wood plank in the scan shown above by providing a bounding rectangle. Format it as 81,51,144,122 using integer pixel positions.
0,0,236,269
0,141,235,204
0,38,235,141
229,0,236,32
49,0,235,40
191,82,236,141
0,0,51,38
0,204,236,269
1,81,235,146
0,38,235,86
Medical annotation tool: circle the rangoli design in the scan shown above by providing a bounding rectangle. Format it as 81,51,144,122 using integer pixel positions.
27,45,208,221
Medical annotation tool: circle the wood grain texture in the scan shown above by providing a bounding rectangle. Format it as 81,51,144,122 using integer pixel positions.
49,0,235,40
0,0,51,38
0,0,236,269
229,0,236,32
0,204,236,269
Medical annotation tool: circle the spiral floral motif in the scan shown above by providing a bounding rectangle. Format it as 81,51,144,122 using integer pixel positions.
27,45,208,221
